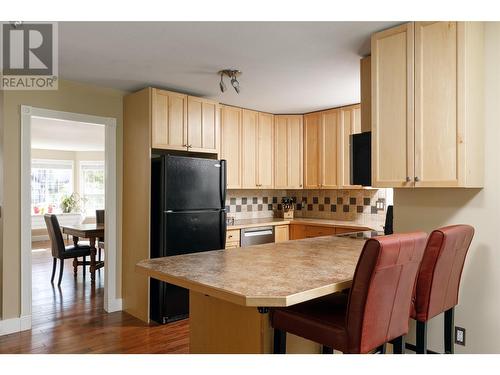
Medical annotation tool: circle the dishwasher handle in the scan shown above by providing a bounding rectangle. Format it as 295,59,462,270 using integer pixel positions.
244,229,273,237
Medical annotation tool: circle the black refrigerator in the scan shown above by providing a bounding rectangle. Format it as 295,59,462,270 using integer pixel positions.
150,154,227,324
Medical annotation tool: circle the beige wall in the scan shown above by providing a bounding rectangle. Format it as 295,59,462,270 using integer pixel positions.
394,22,500,353
1,79,125,320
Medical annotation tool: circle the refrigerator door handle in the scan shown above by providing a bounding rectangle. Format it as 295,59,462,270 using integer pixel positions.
220,210,227,249
220,159,227,208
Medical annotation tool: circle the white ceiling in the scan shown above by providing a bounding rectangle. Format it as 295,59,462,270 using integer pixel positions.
59,22,400,113
31,117,105,151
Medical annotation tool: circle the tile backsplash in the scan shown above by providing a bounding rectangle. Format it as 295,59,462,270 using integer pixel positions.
226,188,392,228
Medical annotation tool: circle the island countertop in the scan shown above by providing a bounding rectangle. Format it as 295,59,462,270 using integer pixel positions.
136,236,365,308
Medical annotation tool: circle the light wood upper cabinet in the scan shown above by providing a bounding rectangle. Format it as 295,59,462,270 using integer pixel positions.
274,115,303,189
372,21,484,188
187,96,219,153
152,88,220,154
152,88,188,151
257,112,274,188
360,56,372,133
321,110,340,189
241,109,259,188
220,105,242,189
240,110,274,189
303,113,321,189
372,23,414,188
339,105,362,187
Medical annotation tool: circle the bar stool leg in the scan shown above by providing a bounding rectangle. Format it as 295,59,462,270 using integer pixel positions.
322,346,334,354
273,329,286,354
416,321,428,354
393,335,405,354
377,343,387,354
445,307,455,354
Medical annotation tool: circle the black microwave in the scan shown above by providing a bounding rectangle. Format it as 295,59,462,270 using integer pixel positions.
350,131,371,186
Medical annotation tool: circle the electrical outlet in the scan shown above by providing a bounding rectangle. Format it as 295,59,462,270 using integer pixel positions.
455,326,466,346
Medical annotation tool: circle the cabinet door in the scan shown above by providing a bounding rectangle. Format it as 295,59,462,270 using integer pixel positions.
287,116,304,189
187,96,219,154
321,110,340,189
274,115,303,189
414,22,460,186
275,225,289,243
303,113,321,189
290,224,306,240
372,23,414,187
220,105,242,188
274,116,289,189
257,113,274,188
152,89,188,151
241,110,258,188
339,105,361,187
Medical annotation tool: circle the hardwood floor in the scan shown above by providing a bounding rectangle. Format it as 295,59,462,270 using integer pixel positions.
0,242,189,354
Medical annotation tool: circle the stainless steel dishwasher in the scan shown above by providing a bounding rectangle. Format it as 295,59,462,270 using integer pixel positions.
240,226,275,247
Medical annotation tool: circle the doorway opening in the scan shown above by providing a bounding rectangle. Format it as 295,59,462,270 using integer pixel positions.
20,106,119,332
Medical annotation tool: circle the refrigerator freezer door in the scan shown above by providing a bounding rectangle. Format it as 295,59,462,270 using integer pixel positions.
163,210,226,256
164,155,226,211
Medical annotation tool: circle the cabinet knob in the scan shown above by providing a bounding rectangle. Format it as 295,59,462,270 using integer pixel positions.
299,184,302,187
406,176,411,182
414,176,420,182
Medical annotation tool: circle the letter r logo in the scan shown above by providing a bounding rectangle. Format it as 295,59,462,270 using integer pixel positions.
2,23,53,75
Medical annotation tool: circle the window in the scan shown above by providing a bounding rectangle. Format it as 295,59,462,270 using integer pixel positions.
31,159,73,215
80,161,105,216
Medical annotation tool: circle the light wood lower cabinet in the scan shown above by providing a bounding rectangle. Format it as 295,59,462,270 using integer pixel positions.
225,229,241,249
372,21,484,188
289,224,368,240
275,225,290,242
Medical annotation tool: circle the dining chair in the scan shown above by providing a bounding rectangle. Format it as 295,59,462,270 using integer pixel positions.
411,225,474,354
96,209,105,261
271,232,427,354
44,214,91,286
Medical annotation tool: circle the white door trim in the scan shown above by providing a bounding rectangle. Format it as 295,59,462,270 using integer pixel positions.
18,105,120,334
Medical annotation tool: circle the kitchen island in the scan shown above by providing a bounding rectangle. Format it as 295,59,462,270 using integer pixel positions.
136,235,365,353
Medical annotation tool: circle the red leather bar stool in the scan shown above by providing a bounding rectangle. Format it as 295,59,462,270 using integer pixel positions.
271,232,427,354
411,225,474,354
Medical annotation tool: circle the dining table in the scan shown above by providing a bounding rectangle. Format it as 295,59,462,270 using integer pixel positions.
62,223,105,283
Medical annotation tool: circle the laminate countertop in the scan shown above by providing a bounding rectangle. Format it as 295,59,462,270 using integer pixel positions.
227,217,376,231
136,236,366,308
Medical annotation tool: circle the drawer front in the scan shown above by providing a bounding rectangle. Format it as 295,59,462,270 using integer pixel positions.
304,225,336,238
226,229,240,243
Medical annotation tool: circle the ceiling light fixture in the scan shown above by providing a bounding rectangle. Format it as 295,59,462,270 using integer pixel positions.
218,69,242,94
219,73,226,93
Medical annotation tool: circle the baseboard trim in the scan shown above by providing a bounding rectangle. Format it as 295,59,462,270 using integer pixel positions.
0,315,32,336
105,298,123,313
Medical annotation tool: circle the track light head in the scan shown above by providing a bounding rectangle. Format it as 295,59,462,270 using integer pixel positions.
219,74,226,93
218,69,242,94
230,76,240,93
